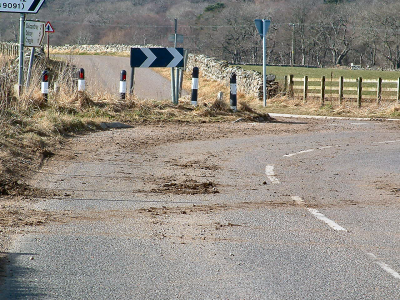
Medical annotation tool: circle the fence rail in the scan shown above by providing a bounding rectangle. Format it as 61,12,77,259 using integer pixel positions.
284,75,400,107
0,42,19,57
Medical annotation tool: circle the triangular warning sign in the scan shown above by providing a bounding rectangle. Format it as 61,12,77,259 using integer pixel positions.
45,22,55,33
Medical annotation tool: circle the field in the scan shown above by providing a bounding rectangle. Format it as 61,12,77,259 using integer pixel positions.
238,64,400,118
240,65,400,84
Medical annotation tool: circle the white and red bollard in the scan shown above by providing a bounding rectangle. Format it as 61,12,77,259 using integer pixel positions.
78,68,85,92
230,73,237,111
191,67,199,106
41,70,49,102
120,70,127,100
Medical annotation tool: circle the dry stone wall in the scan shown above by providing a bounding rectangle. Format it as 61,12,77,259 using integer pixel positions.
186,54,265,99
51,45,274,99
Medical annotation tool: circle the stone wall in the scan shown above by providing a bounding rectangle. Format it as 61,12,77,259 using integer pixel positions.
186,54,265,99
50,45,275,99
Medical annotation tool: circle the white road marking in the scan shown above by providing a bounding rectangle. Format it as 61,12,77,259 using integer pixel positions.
307,208,348,231
291,196,347,232
376,140,400,144
265,165,280,184
367,253,400,280
284,149,315,157
283,145,338,158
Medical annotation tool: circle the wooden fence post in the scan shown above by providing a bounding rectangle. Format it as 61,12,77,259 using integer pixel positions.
320,76,325,105
339,76,344,105
284,75,288,94
397,78,400,104
303,75,308,103
377,77,382,105
357,77,362,108
289,74,294,98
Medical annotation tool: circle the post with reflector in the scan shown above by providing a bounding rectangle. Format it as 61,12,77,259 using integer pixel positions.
78,68,85,92
120,70,127,100
41,70,49,102
191,67,199,106
230,73,237,112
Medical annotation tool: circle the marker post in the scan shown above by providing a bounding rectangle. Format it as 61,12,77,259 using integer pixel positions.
120,70,127,100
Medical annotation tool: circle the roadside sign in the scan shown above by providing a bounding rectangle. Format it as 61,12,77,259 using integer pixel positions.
131,48,184,68
45,21,55,33
168,34,184,44
0,0,46,14
25,20,44,47
255,19,271,38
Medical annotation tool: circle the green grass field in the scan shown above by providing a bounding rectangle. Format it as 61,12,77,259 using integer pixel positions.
240,65,400,83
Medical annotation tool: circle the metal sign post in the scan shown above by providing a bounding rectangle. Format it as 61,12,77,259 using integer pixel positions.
18,13,25,95
172,19,178,105
255,19,271,107
45,21,55,60
169,19,184,104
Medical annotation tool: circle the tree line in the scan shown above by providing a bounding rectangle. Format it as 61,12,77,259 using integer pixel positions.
0,0,399,69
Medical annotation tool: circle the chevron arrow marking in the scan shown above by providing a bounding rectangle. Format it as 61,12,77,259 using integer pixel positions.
141,48,157,68
130,48,184,68
167,48,184,68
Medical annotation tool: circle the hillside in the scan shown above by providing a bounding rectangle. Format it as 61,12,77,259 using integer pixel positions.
1,0,400,69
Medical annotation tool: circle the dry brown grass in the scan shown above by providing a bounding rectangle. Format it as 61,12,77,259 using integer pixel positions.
155,66,400,119
266,95,400,119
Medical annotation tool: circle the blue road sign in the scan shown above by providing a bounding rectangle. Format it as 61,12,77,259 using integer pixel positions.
255,19,271,38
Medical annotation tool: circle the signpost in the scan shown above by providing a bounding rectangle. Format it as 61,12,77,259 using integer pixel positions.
255,19,271,107
45,21,54,33
0,0,46,95
25,20,44,47
25,21,44,88
45,21,55,59
168,34,184,44
130,47,184,104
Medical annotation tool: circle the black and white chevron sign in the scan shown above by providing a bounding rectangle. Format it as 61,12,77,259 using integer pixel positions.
130,48,184,68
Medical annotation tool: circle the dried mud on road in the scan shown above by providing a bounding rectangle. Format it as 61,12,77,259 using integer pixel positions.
1,118,399,280
0,119,309,242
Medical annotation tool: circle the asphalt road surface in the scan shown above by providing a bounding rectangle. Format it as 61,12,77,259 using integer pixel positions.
0,116,399,299
57,55,174,100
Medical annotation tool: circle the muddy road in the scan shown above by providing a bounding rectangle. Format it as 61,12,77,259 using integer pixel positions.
1,117,399,299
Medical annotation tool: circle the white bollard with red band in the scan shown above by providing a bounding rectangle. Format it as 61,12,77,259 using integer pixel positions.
78,68,85,92
41,70,49,102
120,70,127,100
